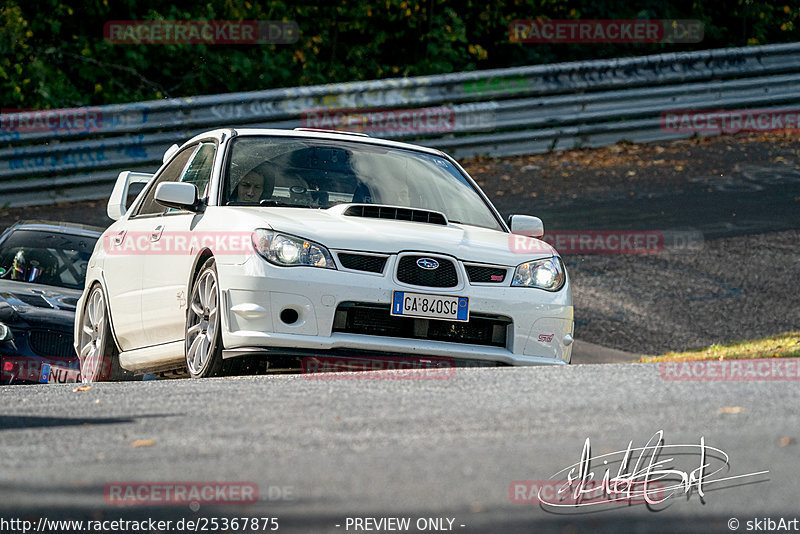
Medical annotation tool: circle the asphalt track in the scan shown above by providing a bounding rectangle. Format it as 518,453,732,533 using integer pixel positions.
1,363,797,533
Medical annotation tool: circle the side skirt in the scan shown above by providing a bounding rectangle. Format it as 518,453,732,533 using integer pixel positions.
119,341,185,374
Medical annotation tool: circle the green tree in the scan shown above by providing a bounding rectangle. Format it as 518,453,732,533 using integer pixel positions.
1,0,798,110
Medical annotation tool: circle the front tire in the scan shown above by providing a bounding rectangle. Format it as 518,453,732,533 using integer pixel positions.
78,284,130,382
185,258,224,378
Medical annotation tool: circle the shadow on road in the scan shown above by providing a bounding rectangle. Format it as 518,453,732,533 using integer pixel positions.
0,413,177,430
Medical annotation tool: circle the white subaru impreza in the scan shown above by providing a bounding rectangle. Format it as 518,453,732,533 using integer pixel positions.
74,128,573,381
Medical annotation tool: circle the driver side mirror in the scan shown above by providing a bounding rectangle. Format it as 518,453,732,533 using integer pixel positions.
508,214,544,238
154,182,202,212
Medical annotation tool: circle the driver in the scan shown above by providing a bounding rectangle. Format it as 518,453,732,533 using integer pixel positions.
229,164,276,204
9,249,58,285
236,171,266,203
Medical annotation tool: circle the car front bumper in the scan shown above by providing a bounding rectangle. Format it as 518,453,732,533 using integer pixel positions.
216,255,574,366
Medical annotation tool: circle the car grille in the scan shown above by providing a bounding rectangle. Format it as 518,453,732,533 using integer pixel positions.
337,253,387,273
344,205,447,225
29,330,74,358
465,265,508,283
396,255,458,288
333,302,510,347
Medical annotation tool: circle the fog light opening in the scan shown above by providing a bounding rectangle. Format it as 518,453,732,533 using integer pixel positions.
280,308,300,325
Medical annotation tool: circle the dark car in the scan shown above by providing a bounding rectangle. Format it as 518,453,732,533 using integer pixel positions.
0,220,102,384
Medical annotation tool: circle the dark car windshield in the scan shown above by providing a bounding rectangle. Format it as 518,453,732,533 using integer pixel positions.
0,229,98,290
223,136,503,231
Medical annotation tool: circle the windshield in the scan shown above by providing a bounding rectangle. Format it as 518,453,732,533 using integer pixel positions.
223,136,503,231
0,229,98,290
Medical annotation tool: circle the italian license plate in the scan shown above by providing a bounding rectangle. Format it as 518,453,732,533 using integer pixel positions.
391,291,469,322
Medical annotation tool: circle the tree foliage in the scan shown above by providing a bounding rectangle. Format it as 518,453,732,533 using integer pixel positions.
2,0,798,109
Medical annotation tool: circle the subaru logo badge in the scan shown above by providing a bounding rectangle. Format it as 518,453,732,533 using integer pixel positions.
417,258,440,270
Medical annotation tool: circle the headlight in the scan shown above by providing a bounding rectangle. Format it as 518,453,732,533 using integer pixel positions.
512,256,565,291
0,322,12,342
251,229,336,269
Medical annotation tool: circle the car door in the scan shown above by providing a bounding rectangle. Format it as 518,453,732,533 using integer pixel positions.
141,141,217,347
102,145,195,351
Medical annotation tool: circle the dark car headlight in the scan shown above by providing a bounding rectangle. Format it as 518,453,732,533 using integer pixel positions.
511,256,566,291
0,322,13,342
251,229,336,269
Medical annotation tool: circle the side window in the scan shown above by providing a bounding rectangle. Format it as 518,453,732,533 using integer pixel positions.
179,142,215,196
134,145,196,217
165,142,217,213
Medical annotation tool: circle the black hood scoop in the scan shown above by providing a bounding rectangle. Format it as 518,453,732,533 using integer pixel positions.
343,204,448,226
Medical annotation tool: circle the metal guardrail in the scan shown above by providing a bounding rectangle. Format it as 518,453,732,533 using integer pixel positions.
2,42,800,207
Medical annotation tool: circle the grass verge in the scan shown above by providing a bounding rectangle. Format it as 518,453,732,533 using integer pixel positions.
638,332,800,363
